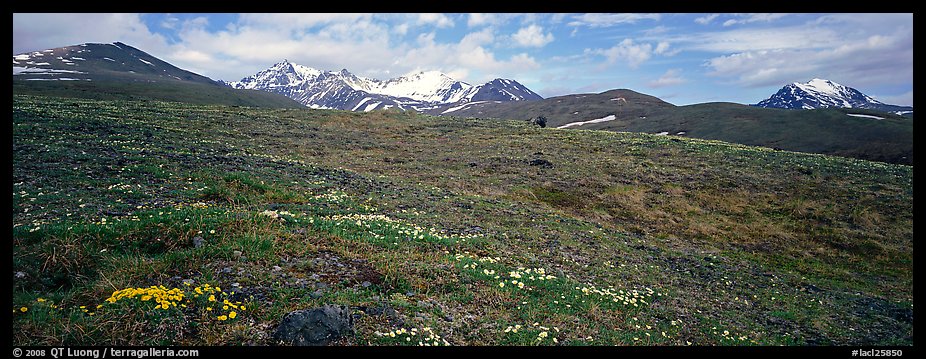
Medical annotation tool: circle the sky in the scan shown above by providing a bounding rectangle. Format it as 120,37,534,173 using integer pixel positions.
12,13,914,106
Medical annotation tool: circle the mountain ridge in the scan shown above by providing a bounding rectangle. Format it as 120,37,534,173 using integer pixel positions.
755,78,912,114
225,60,542,111
12,42,303,108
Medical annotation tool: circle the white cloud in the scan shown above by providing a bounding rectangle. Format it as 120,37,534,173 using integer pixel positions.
238,13,372,30
648,68,686,88
651,26,841,53
694,14,719,25
160,14,180,29
467,13,523,28
872,91,913,107
589,39,658,69
568,13,661,27
654,41,670,55
393,23,409,36
13,13,169,55
511,25,554,48
722,13,789,27
417,13,454,28
467,13,493,27
397,28,539,83
705,31,913,88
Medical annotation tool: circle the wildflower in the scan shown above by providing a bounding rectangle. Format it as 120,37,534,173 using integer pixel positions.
19,307,28,312
499,282,505,288
208,295,216,302
36,298,46,303
228,311,237,319
217,315,228,321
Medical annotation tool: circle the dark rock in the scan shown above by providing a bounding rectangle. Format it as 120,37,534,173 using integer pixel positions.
274,305,354,346
528,158,553,168
192,236,205,248
530,116,547,128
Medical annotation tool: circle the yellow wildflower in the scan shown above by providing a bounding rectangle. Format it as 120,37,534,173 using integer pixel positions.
217,315,227,321
20,307,28,312
229,311,237,319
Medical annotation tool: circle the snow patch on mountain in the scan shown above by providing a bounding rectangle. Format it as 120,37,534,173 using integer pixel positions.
557,114,617,129
846,113,884,120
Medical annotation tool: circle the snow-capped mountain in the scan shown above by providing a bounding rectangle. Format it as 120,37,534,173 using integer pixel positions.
755,78,912,114
224,60,542,111
12,42,219,85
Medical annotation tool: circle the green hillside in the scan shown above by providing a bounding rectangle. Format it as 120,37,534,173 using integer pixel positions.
13,79,304,108
442,90,913,165
13,94,912,346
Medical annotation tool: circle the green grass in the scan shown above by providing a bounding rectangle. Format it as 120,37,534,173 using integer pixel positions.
14,79,303,109
442,89,913,165
12,94,912,346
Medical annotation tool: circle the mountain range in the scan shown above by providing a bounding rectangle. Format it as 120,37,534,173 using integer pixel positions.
223,60,542,111
11,42,913,165
755,78,913,114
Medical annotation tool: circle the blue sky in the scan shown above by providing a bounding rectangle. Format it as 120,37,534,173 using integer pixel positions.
12,13,913,106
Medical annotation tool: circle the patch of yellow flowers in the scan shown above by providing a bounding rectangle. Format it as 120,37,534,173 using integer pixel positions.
105,285,185,310
101,283,245,322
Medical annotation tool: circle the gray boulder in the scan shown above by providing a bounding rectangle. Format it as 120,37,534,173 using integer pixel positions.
274,305,354,346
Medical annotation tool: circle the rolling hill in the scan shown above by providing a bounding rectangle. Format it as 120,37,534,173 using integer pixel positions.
440,89,913,165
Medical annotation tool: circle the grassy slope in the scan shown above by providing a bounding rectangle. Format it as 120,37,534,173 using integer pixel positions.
586,103,914,165
12,95,912,346
13,79,303,109
442,92,913,165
